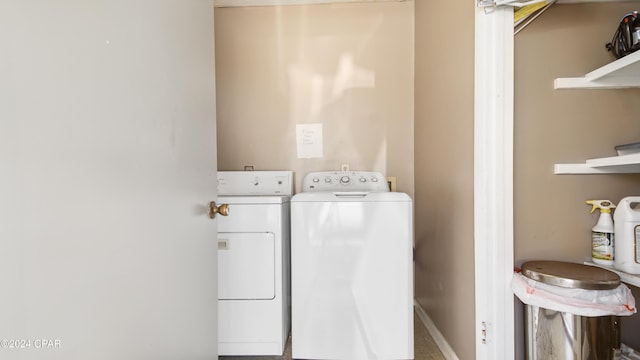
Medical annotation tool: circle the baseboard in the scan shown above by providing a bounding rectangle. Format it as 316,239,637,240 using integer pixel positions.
414,300,460,360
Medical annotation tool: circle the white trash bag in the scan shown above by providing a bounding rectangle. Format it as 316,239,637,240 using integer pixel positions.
512,271,636,317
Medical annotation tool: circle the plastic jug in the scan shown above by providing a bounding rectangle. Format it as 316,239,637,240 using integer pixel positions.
614,197,640,274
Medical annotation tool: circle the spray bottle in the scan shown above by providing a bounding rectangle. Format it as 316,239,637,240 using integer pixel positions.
586,200,616,266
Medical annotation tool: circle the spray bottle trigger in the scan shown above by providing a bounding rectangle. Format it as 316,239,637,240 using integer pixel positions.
586,200,616,214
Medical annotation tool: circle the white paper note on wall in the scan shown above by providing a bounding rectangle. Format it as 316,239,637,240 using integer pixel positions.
296,123,323,158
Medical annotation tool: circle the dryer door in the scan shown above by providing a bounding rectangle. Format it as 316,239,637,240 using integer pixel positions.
218,232,275,300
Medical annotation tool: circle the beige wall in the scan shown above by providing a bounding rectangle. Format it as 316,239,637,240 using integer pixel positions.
214,2,414,196
414,2,475,360
515,3,640,353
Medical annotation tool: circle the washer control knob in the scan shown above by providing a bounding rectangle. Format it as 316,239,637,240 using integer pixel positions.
324,177,332,183
340,176,350,184
359,177,367,183
313,177,320,183
371,177,379,182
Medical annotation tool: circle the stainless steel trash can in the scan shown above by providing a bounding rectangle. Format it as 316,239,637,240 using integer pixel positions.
522,261,621,360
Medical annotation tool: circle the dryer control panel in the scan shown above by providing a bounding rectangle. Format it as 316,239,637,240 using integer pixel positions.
302,171,389,192
217,171,293,196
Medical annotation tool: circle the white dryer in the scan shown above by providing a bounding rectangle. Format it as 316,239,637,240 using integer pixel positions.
291,171,414,360
216,171,292,356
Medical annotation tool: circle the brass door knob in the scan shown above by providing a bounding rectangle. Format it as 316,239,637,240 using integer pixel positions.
208,201,229,219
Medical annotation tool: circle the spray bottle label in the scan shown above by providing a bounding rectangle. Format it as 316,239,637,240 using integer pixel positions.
592,231,614,261
635,225,640,264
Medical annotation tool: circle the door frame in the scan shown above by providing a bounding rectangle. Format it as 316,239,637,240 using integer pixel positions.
474,5,515,360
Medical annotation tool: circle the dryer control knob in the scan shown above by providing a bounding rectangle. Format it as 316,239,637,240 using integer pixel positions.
340,176,350,184
359,177,367,183
371,177,379,182
324,177,332,183
313,177,320,183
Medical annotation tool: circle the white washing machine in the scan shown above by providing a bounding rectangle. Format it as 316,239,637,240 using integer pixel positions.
291,171,414,360
216,171,292,356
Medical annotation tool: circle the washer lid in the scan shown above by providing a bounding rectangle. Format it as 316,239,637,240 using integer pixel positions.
521,261,620,290
291,191,410,202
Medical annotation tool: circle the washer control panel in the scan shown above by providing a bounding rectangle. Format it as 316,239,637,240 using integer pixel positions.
217,171,293,196
302,171,389,192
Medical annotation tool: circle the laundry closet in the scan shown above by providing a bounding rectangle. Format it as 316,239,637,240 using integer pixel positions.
215,0,640,359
